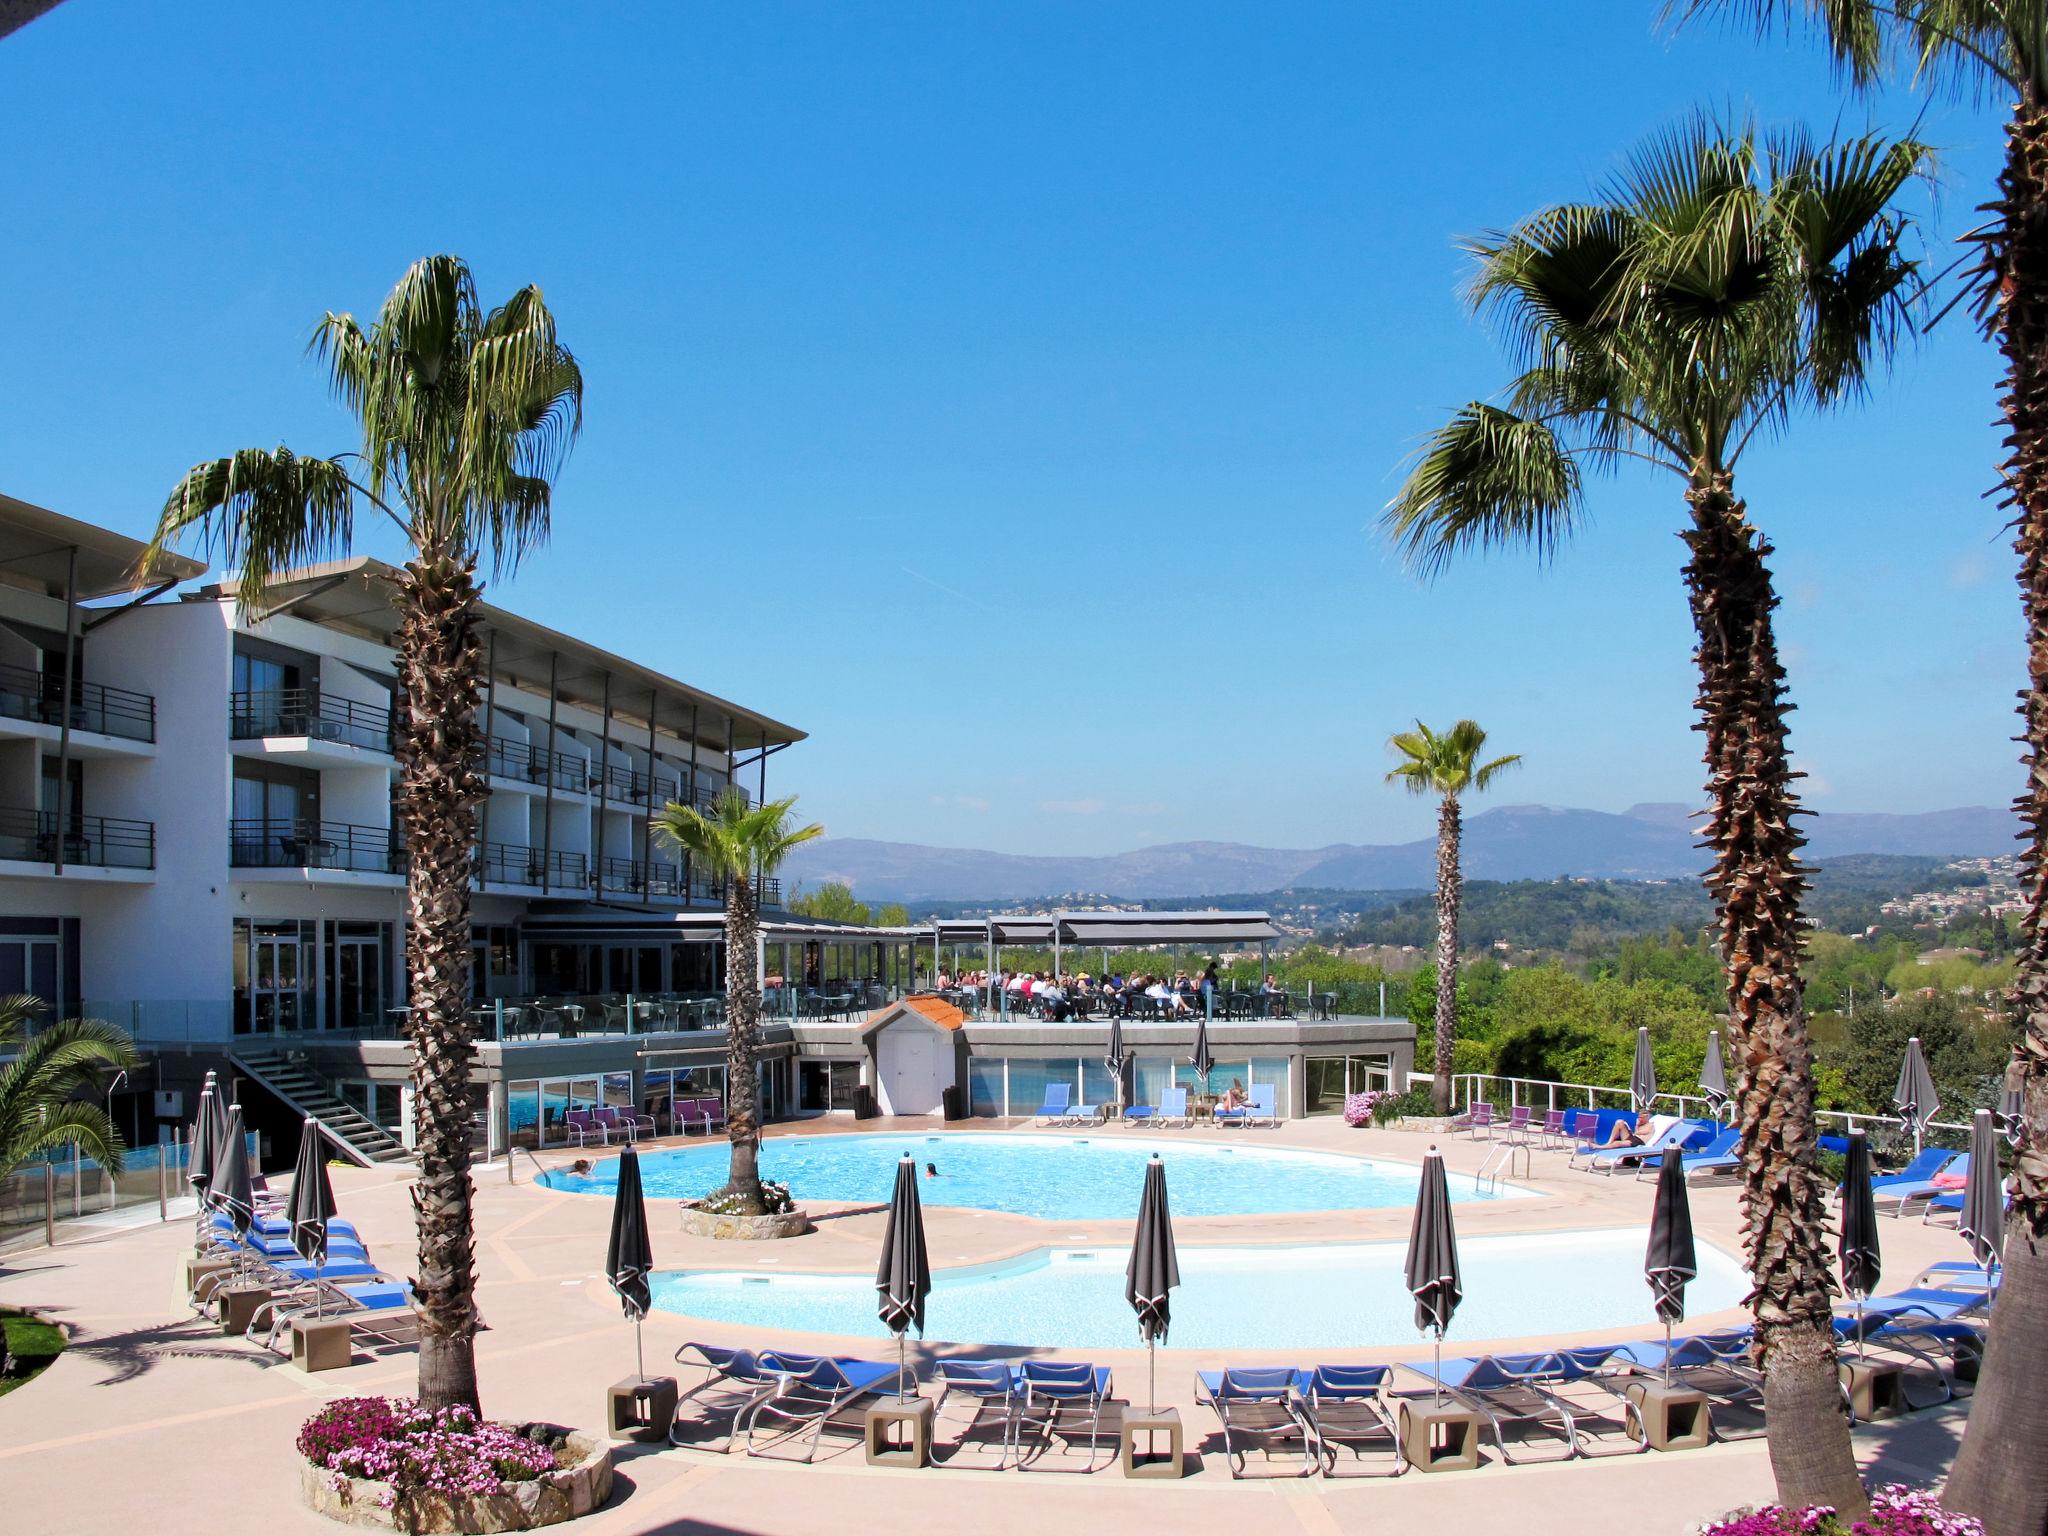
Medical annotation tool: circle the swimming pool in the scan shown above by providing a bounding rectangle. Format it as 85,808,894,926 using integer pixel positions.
649,1229,1747,1351
540,1132,1527,1218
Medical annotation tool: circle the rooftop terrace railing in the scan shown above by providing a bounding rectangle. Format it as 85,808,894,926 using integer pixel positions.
478,842,591,890
230,817,403,876
231,688,394,754
0,807,155,869
0,661,157,742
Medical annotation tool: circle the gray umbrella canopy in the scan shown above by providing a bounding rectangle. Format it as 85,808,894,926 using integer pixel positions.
287,1118,338,1266
1645,1149,1697,1325
186,1083,217,1199
1839,1131,1882,1301
876,1156,931,1399
211,1104,255,1237
606,1146,654,1320
1404,1147,1463,1337
1699,1031,1730,1117
1104,1016,1128,1084
1126,1154,1180,1415
1894,1037,1939,1143
1630,1028,1658,1114
1959,1109,2005,1274
1188,1013,1215,1085
1996,1079,2025,1147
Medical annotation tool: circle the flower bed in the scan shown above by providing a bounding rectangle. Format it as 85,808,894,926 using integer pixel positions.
298,1397,611,1532
1701,1485,1984,1536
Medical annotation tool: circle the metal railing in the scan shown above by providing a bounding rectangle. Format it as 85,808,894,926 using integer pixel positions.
230,818,403,875
230,688,393,753
481,736,589,793
0,807,155,869
0,661,156,742
1449,1071,1984,1146
478,842,591,889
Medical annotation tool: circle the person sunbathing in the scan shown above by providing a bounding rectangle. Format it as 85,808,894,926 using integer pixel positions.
1603,1112,1654,1148
1217,1081,1248,1114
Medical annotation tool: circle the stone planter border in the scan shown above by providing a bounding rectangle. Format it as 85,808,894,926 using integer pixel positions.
1393,1116,1458,1134
300,1426,612,1533
678,1205,812,1241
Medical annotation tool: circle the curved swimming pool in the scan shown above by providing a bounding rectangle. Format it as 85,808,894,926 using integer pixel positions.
648,1229,1746,1351
539,1132,1527,1219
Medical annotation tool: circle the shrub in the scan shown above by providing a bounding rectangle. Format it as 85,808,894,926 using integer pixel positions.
1343,1090,1386,1126
700,1179,793,1215
1372,1086,1436,1125
1700,1485,1984,1536
299,1396,562,1514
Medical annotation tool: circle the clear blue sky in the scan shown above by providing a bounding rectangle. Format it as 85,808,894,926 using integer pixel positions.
0,2,2017,855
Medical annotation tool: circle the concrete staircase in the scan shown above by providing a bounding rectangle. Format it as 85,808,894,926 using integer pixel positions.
228,1047,410,1167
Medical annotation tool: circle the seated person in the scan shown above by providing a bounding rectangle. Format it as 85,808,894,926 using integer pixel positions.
1603,1111,1655,1148
1217,1080,1248,1114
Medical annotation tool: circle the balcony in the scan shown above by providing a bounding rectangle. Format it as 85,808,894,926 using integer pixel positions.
231,689,394,756
477,842,591,890
0,807,155,872
482,737,589,795
600,855,685,900
0,662,157,747
230,818,403,877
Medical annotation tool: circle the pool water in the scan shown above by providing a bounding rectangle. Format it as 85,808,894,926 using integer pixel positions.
649,1229,1748,1351
541,1132,1527,1219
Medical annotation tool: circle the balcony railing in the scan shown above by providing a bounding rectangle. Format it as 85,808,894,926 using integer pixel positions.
231,689,394,754
481,736,589,793
0,807,155,869
0,661,156,742
230,818,402,875
478,842,591,889
600,855,686,899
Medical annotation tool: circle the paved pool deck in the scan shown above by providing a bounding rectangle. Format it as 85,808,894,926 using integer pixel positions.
0,1115,1977,1533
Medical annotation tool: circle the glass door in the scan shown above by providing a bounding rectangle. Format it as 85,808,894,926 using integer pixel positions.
0,937,61,1018
334,932,385,1031
251,929,306,1033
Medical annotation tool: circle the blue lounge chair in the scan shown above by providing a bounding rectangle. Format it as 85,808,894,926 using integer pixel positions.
1216,1083,1278,1129
1196,1367,1315,1478
1875,1154,1969,1217
1406,1351,1576,1464
1143,1086,1190,1128
1642,1123,1740,1181
741,1354,898,1461
669,1344,790,1446
1616,1330,1765,1439
252,1276,419,1353
1871,1147,1959,1192
1034,1084,1072,1124
1301,1365,1402,1477
1059,1099,1105,1125
931,1360,1021,1466
1012,1360,1115,1470
1572,1119,1710,1176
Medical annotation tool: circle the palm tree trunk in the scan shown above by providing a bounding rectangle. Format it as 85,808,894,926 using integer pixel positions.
1684,474,1860,1514
1946,95,2048,1536
721,876,767,1211
1432,797,1460,1115
393,551,486,1414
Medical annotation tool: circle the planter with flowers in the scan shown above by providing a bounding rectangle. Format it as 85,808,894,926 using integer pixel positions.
298,1397,612,1533
1700,1485,1983,1536
679,1179,810,1240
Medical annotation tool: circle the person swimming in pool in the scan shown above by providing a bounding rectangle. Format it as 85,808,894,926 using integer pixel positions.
568,1158,593,1176
924,1162,939,1178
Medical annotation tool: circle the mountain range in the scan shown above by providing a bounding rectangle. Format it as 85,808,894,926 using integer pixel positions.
781,803,2021,904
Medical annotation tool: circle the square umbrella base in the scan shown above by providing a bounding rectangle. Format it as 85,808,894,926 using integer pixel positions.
291,1317,354,1373
865,1395,935,1467
607,1376,679,1441
1120,1409,1183,1479
217,1283,271,1337
1841,1359,1904,1423
1397,1400,1482,1472
1625,1379,1711,1450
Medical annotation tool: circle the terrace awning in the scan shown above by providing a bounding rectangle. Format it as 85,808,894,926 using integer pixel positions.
520,907,928,944
931,910,1279,948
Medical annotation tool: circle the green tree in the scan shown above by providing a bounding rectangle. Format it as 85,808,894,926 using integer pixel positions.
787,882,871,925
1833,992,2017,1131
652,789,823,1213
1386,720,1521,1114
146,254,582,1414
1384,119,1924,1510
875,903,911,928
0,998,137,1186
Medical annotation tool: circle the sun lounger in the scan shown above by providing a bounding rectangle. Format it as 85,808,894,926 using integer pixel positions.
1300,1365,1402,1477
1666,1124,1744,1181
1538,1347,1650,1457
668,1344,792,1446
1912,1259,2000,1291
1034,1085,1073,1124
1196,1368,1315,1477
1214,1082,1277,1129
741,1354,898,1461
1407,1351,1576,1464
251,1276,418,1352
1615,1330,1765,1439
1059,1102,1105,1125
1148,1086,1191,1128
1011,1360,1117,1471
1875,1154,1969,1217
931,1360,1021,1466
1872,1147,1960,1192
1571,1119,1708,1176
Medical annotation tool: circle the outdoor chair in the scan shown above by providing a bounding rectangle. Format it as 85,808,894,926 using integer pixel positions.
741,1354,897,1462
1539,1347,1650,1457
1498,1105,1534,1142
1197,1367,1316,1478
592,1107,637,1143
1874,1153,1969,1217
1571,1118,1706,1175
1301,1365,1402,1477
1617,1330,1765,1439
1215,1082,1277,1129
251,1276,418,1353
562,1109,607,1147
1449,1101,1494,1139
1034,1084,1072,1124
1534,1109,1569,1150
1011,1361,1118,1472
669,1344,791,1448
1428,1352,1577,1464
1669,1124,1744,1181
931,1360,1021,1466
1157,1086,1192,1127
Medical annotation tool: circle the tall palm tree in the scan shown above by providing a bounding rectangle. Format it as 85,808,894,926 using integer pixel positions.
651,788,823,1212
0,996,137,1185
144,254,583,1413
1385,720,1520,1115
1384,117,1924,1512
1675,12,2048,1528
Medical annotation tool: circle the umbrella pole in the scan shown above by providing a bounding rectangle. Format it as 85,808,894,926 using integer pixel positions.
1663,1319,1672,1390
1148,1338,1157,1417
1433,1333,1442,1410
899,1333,908,1403
636,1317,645,1383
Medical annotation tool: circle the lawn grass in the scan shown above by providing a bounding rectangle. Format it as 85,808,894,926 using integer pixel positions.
0,1310,64,1397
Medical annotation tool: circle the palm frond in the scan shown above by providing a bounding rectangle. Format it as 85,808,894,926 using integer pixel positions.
1385,719,1519,801
1384,406,1582,575
148,448,358,604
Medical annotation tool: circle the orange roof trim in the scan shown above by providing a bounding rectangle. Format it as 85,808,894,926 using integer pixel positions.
874,995,966,1031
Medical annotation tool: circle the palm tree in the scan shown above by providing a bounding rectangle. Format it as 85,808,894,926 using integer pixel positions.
0,996,137,1185
1385,721,1520,1115
1673,12,2048,1527
143,254,582,1413
1383,117,1924,1513
651,788,823,1212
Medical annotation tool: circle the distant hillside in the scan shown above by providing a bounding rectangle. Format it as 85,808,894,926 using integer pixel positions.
783,803,2019,903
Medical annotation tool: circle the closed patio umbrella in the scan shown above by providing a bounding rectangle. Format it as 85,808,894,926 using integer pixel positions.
1894,1037,1939,1157
1405,1146,1462,1407
1645,1148,1696,1385
1699,1032,1730,1119
1189,1013,1215,1095
875,1155,931,1401
1631,1028,1658,1114
1126,1154,1180,1415
187,1082,216,1200
1959,1109,2005,1281
287,1118,337,1267
1839,1131,1881,1358
1996,1078,2025,1147
1103,1017,1128,1116
605,1145,655,1381
211,1105,255,1278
